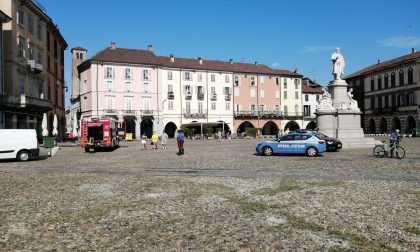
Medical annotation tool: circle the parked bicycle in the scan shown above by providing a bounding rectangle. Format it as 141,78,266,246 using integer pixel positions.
373,139,405,159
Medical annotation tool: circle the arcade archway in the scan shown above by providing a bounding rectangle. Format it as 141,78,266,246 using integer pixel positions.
164,122,177,138
141,118,154,138
124,116,136,139
368,118,376,134
391,116,401,131
379,117,387,134
284,121,300,132
262,121,279,135
405,116,416,134
306,121,317,130
237,121,255,133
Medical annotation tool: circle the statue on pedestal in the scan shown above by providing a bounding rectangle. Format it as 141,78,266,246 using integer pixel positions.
318,88,334,110
346,88,359,110
331,48,345,80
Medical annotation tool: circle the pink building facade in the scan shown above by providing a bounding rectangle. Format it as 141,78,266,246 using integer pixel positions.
75,43,161,138
72,43,303,138
233,68,303,135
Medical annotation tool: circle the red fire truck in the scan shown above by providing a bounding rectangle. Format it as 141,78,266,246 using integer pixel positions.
80,117,126,152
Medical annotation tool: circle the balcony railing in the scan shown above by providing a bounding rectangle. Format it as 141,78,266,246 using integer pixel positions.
225,94,231,101
141,110,154,115
5,94,53,111
197,93,205,100
235,110,282,117
211,94,217,100
122,110,136,115
185,92,192,100
27,59,43,73
102,110,155,116
167,91,174,100
183,109,207,119
283,112,303,117
103,109,118,114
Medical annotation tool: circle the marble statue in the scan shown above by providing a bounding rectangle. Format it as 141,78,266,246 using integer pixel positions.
318,88,333,110
347,88,358,110
331,48,345,80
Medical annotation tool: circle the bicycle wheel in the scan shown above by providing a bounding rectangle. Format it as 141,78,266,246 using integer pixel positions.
395,146,405,159
373,146,385,158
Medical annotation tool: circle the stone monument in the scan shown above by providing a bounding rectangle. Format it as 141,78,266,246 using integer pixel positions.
316,48,377,148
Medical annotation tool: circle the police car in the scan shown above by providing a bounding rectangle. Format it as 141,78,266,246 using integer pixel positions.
256,133,326,157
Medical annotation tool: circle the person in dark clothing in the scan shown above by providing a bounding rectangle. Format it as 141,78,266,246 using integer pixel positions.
177,130,185,155
389,129,401,158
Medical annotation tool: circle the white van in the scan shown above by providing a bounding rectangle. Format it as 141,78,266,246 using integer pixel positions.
0,129,40,161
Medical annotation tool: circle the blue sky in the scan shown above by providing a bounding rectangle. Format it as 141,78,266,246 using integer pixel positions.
38,0,420,107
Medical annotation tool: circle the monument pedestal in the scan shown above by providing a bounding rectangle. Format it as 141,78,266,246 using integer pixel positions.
316,109,378,149
316,49,380,149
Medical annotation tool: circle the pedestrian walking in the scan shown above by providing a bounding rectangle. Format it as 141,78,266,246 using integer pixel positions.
141,133,147,150
151,132,159,149
177,130,185,155
161,131,168,149
217,131,222,142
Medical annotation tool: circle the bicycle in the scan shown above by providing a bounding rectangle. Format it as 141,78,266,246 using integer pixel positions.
373,139,405,159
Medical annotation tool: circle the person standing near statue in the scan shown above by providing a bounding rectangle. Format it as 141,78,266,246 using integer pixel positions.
331,48,345,80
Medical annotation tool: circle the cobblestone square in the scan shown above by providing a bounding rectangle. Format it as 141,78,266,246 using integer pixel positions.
0,137,419,251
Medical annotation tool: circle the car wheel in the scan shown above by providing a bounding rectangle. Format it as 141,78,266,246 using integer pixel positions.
306,147,318,157
262,146,273,156
17,150,30,161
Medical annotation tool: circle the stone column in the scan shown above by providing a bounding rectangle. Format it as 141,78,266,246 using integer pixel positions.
329,79,348,109
135,116,141,140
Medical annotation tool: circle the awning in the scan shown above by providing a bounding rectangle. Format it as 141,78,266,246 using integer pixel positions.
180,121,230,135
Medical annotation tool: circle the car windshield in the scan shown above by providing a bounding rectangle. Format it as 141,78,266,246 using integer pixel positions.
316,133,329,138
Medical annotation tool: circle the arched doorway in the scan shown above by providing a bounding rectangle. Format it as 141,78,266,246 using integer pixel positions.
216,121,231,134
284,121,300,131
141,118,154,138
237,121,255,133
379,117,387,134
164,122,177,138
124,116,136,139
368,118,376,134
306,121,317,130
405,116,416,134
262,121,279,135
391,116,401,131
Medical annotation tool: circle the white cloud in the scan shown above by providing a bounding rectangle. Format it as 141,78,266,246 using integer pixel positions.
302,46,336,53
377,35,420,48
272,62,280,67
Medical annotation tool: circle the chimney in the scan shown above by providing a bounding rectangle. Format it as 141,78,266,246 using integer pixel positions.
111,42,116,49
294,68,298,73
412,48,417,54
229,59,233,64
147,44,153,52
198,57,203,64
254,61,258,65
170,54,174,63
